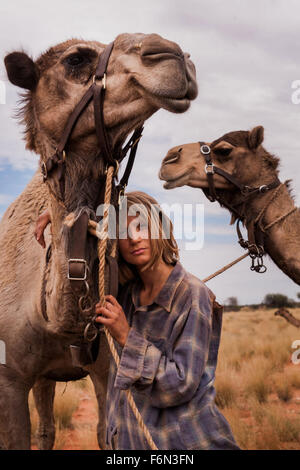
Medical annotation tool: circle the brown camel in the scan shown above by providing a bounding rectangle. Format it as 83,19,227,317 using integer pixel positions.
159,126,300,285
0,33,197,450
274,308,300,327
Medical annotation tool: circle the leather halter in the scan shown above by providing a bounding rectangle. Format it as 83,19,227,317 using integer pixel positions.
41,41,144,203
199,142,280,205
198,142,281,271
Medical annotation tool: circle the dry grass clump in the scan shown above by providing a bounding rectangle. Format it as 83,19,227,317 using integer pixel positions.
285,367,300,389
215,307,300,449
215,367,238,408
272,374,293,402
243,358,272,403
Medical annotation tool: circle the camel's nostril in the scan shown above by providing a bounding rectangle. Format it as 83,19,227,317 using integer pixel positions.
141,50,184,63
163,152,180,165
141,37,184,62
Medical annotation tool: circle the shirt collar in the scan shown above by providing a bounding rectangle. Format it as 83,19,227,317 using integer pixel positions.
131,261,186,313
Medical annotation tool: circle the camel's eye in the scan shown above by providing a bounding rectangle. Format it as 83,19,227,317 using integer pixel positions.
213,146,233,159
65,54,88,67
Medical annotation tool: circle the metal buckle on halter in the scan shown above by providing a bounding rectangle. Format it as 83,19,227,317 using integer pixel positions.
205,163,215,174
200,144,211,155
68,259,87,281
93,73,106,89
241,186,252,197
259,185,268,193
118,184,127,205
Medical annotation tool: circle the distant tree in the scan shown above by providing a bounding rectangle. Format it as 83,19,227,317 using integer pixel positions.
297,293,300,300
264,293,294,308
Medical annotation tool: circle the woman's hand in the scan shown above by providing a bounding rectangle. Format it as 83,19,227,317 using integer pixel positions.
95,295,130,347
34,209,51,248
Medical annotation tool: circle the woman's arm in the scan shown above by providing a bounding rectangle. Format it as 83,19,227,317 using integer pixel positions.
96,288,212,408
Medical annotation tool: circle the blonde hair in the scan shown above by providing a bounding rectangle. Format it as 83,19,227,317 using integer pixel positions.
118,191,179,284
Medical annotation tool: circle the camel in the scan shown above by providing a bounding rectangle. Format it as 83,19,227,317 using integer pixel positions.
159,126,300,285
274,308,300,327
0,33,197,450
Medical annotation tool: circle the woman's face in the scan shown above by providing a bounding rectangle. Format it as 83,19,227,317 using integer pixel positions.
118,215,152,269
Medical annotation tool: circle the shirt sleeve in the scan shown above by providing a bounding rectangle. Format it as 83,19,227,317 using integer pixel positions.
113,285,212,408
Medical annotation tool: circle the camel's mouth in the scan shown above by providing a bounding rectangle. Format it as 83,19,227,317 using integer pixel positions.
140,66,197,114
159,168,192,189
160,96,191,113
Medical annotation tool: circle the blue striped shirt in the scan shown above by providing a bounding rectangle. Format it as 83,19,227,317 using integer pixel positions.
105,261,239,450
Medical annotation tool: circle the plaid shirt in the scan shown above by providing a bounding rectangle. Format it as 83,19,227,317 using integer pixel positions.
105,261,239,450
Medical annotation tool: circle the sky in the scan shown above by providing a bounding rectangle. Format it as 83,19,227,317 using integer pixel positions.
0,0,300,304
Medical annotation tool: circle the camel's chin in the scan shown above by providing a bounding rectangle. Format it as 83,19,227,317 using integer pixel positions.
163,180,183,189
145,90,191,114
160,97,191,114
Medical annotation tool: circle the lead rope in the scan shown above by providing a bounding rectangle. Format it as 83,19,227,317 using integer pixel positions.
88,165,158,451
201,252,249,283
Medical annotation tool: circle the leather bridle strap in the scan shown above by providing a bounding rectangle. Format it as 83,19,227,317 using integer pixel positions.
92,42,116,167
68,212,90,290
198,141,281,264
42,41,144,206
198,142,281,202
41,42,115,196
116,125,144,199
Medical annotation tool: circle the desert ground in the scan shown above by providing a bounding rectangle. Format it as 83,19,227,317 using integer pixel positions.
29,308,300,450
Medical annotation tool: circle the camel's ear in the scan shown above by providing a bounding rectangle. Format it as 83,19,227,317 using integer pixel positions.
4,52,39,91
248,126,264,150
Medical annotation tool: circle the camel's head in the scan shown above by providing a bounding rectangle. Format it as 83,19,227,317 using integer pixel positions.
4,33,197,158
159,126,280,197
274,308,289,316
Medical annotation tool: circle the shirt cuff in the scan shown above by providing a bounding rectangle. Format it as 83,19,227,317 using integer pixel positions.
114,327,149,389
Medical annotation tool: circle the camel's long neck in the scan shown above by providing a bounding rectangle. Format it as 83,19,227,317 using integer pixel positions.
248,183,300,285
281,311,300,328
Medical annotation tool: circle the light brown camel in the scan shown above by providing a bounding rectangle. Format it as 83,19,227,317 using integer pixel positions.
274,308,300,327
0,33,197,450
159,126,300,285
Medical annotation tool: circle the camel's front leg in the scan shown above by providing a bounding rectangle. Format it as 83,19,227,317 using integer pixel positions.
88,333,111,450
0,369,31,449
32,377,56,450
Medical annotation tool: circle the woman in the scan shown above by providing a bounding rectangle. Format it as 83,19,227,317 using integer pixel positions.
94,191,239,451
35,191,239,450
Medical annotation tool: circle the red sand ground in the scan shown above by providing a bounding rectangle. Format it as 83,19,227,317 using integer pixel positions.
32,364,299,450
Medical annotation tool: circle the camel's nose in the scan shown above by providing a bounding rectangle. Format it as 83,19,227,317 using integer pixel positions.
141,34,184,63
162,148,182,166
